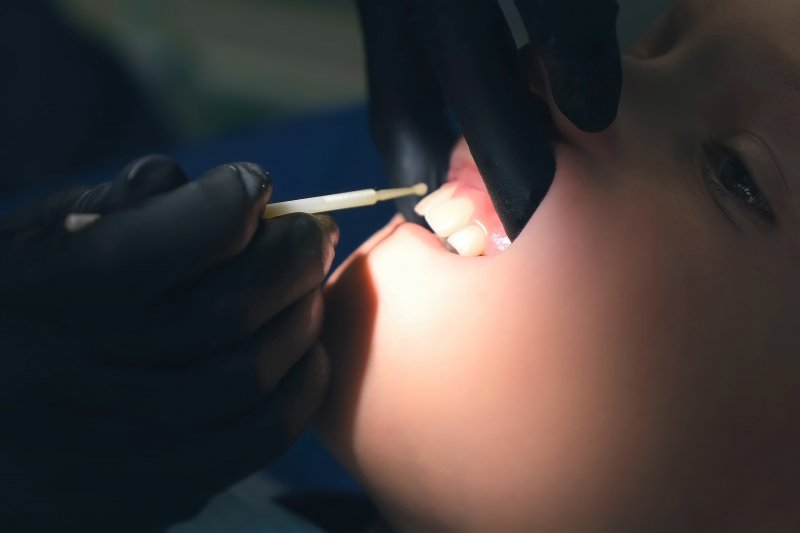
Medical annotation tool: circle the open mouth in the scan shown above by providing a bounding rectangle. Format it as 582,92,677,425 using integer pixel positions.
413,138,510,257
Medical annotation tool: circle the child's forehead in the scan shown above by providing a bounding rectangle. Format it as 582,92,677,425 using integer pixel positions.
687,0,800,35
672,0,800,79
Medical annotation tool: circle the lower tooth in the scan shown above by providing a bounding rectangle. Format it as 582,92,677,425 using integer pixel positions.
446,224,487,256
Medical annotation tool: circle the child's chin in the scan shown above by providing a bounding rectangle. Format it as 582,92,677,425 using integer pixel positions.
315,216,449,466
315,230,384,463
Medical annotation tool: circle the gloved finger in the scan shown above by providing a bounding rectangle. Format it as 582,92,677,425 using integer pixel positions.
156,214,336,357
55,162,272,301
96,215,336,364
0,184,118,238
186,343,330,487
0,155,187,236
249,291,325,393
68,291,325,429
357,0,457,223
410,0,555,240
514,0,622,132
94,154,189,213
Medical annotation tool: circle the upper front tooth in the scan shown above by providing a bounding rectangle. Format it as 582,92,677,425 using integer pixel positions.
414,184,456,216
425,197,474,237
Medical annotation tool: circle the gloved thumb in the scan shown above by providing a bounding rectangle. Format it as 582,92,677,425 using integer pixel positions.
0,155,188,237
515,0,622,132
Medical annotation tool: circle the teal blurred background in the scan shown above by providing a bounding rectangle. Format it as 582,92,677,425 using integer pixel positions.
54,0,671,142
55,0,366,141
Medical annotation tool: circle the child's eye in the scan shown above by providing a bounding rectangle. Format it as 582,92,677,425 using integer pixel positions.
707,146,775,224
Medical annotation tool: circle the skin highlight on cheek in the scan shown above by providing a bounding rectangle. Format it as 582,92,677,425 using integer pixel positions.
318,158,800,530
316,2,800,526
317,170,695,530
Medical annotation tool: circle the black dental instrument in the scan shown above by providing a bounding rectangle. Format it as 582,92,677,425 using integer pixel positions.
357,0,622,241
358,0,459,227
514,0,623,133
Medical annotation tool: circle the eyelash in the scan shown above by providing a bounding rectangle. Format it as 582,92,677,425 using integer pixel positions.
704,144,775,224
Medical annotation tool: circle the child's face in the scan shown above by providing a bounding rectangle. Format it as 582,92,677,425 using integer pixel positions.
317,0,800,530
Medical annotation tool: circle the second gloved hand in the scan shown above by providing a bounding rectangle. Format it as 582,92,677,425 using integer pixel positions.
358,0,622,239
0,156,338,531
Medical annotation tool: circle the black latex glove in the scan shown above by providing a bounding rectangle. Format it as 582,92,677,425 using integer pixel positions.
0,156,338,531
357,0,622,240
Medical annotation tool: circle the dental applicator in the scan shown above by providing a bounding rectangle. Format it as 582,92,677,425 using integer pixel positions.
262,183,428,218
64,183,429,232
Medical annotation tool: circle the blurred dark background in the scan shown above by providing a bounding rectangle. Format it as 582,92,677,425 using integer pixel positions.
0,0,366,200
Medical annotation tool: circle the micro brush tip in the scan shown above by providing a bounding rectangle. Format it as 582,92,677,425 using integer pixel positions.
413,182,429,196
374,183,429,202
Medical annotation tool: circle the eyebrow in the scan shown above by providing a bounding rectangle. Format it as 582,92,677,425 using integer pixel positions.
760,40,800,95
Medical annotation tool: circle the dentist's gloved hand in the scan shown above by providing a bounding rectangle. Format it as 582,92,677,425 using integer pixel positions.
357,0,622,239
0,156,337,531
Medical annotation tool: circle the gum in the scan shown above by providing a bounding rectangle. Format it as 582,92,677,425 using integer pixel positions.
444,138,510,255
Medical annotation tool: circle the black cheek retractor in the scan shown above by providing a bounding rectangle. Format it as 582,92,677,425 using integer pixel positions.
410,0,556,241
514,0,622,134
357,0,458,226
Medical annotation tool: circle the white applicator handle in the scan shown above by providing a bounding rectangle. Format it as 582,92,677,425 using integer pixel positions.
262,183,428,219
64,183,429,233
